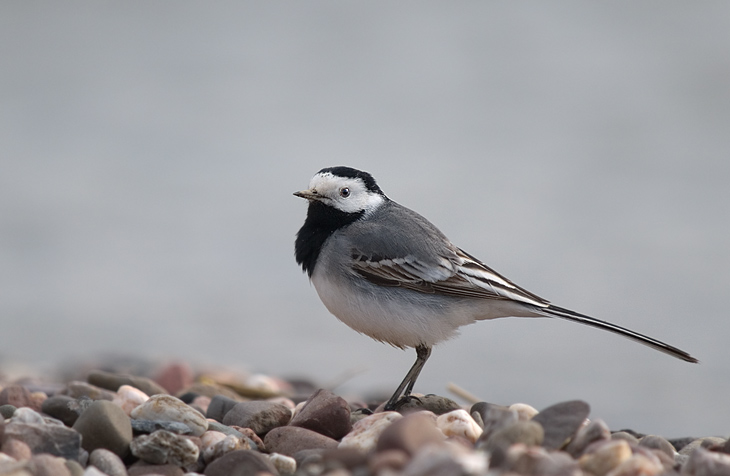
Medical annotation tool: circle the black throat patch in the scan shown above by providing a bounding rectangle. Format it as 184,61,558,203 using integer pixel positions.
295,201,363,277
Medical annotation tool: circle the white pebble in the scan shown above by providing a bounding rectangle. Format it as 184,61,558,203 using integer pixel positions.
339,411,402,453
509,403,538,421
246,373,282,393
436,409,483,443
269,452,297,475
10,407,45,424
113,384,149,415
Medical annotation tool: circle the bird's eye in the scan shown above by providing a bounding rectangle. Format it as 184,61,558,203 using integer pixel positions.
339,187,350,198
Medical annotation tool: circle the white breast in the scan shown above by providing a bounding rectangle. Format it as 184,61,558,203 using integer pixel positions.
311,264,484,348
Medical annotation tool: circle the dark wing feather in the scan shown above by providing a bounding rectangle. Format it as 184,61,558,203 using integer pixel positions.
351,246,550,306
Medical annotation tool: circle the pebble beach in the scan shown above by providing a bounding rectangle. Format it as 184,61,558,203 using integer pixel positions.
0,360,726,476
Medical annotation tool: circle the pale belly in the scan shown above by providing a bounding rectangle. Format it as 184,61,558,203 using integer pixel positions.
310,267,536,348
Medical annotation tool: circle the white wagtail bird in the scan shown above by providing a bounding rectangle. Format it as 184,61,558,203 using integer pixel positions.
294,166,698,410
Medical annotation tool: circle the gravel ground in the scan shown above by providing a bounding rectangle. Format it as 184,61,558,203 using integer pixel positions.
0,360,727,476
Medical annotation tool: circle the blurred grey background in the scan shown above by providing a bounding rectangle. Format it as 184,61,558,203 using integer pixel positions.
1,2,728,436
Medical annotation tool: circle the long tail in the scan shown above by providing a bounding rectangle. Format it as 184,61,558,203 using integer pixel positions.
538,304,698,363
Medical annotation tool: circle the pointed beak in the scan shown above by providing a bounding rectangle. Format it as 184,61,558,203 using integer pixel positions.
293,189,319,200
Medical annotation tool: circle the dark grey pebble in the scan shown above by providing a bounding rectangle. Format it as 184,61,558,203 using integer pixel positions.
41,395,80,426
471,402,518,441
394,394,461,415
222,400,291,436
478,420,544,454
531,400,590,450
177,392,199,404
206,394,239,422
87,370,168,396
61,381,116,401
289,388,352,440
669,436,698,452
131,419,192,435
203,449,279,476
3,421,82,460
0,404,17,419
72,400,133,458
565,418,611,457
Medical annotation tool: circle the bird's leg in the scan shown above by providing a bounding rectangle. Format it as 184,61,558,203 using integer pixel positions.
383,345,432,411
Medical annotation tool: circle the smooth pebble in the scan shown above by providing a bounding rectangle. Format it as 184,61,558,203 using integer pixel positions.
339,411,402,453
221,400,291,436
203,449,279,476
88,370,168,397
10,407,45,425
402,441,488,476
289,388,352,440
264,426,339,456
579,439,632,476
131,394,208,436
510,402,539,421
375,411,445,457
436,409,483,443
268,452,297,475
88,448,128,476
639,434,677,458
41,395,80,427
113,385,149,416
532,400,590,450
6,420,83,460
478,420,544,453
73,400,133,458
682,447,730,475
565,418,611,457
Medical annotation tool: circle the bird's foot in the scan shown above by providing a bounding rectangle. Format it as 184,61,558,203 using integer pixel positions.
383,394,422,412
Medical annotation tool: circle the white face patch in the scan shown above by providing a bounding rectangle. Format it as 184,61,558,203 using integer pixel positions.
307,172,385,214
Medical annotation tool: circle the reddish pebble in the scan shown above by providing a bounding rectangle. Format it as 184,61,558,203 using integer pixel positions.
376,411,444,456
2,438,32,461
0,385,40,411
264,426,339,456
155,362,194,395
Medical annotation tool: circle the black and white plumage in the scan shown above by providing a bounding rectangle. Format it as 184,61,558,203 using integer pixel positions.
294,166,697,410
